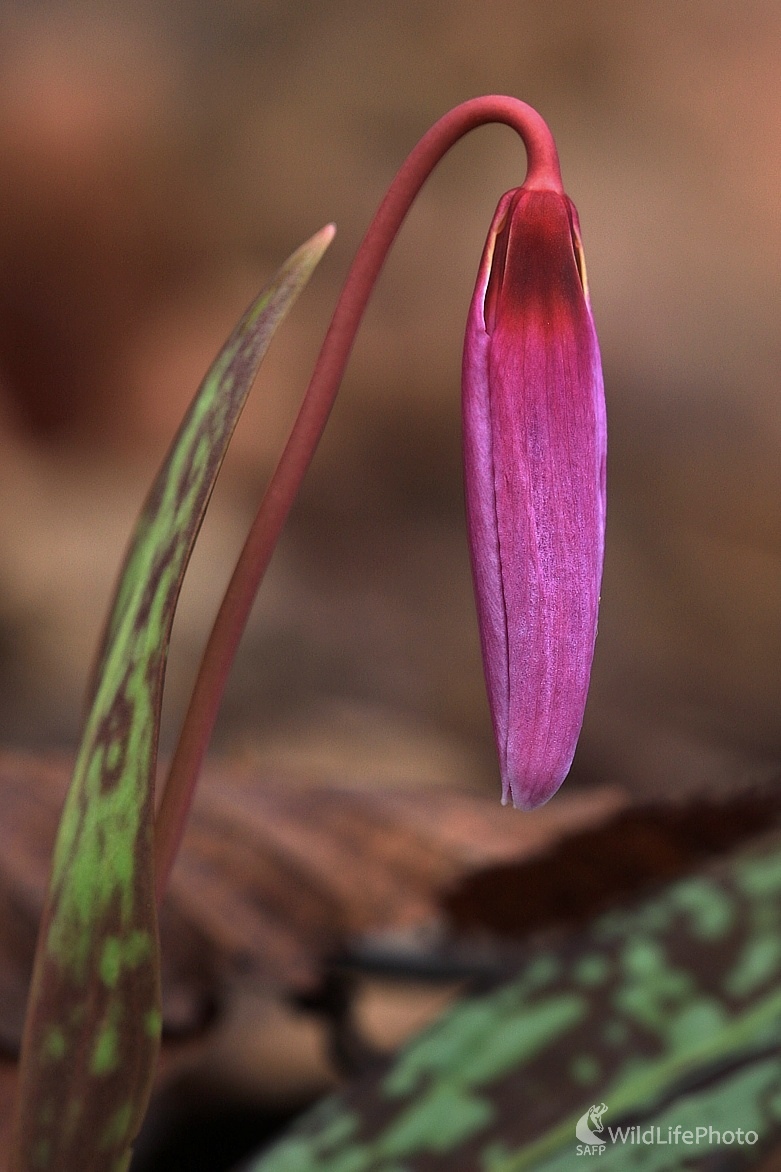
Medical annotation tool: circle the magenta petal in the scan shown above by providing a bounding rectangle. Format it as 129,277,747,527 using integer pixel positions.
462,187,606,810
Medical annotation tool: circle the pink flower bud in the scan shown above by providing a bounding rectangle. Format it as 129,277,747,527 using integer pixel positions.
463,185,606,809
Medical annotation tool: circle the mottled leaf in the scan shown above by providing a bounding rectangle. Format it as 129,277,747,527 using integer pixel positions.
10,225,334,1172
248,826,781,1172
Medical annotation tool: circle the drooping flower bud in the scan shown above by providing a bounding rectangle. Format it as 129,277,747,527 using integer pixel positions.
462,184,606,809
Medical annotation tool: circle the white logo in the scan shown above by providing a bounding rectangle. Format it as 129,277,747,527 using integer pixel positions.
575,1102,760,1155
576,1103,608,1146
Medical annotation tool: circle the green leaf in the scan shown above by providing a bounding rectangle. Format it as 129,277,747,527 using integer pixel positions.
10,224,334,1172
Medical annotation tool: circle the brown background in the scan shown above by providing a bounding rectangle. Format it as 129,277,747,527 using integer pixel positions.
0,1,779,803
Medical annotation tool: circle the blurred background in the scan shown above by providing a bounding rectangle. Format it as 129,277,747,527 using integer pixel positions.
0,0,780,802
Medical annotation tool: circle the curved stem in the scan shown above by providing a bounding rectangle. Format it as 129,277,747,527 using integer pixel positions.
153,95,562,901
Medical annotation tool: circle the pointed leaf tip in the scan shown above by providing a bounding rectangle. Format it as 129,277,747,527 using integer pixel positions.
291,222,336,269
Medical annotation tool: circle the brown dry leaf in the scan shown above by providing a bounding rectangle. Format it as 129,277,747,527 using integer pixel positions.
0,751,625,1014
167,769,626,989
0,749,625,1159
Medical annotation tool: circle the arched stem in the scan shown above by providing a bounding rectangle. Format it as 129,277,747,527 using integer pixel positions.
153,96,562,901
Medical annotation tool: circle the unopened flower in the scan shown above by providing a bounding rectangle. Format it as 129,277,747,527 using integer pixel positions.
462,183,606,809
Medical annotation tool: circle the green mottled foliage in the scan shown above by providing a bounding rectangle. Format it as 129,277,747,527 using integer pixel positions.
250,830,781,1171
11,227,332,1172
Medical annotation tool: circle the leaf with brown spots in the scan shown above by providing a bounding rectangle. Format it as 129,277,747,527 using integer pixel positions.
10,226,334,1172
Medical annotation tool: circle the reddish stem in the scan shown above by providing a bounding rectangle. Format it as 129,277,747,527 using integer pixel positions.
153,96,562,900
